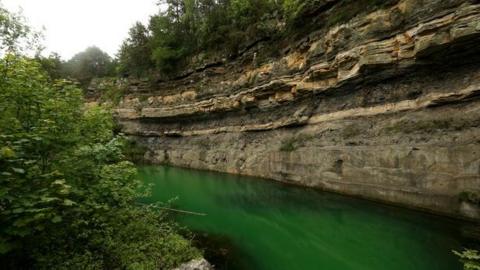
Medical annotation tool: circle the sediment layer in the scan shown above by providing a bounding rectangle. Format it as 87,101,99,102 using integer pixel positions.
112,0,480,220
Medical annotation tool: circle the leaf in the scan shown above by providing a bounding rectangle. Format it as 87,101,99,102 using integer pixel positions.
13,217,32,228
0,239,12,255
51,179,66,186
11,168,25,174
51,216,62,223
34,224,45,231
0,188,8,197
12,208,25,214
0,147,15,158
63,199,75,206
33,213,46,220
40,196,60,203
24,160,37,165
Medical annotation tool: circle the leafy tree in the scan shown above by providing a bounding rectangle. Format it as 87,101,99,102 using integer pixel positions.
0,4,42,54
149,13,189,73
0,53,200,270
63,46,115,87
454,250,480,270
117,22,154,77
118,0,284,77
35,52,65,80
0,5,200,269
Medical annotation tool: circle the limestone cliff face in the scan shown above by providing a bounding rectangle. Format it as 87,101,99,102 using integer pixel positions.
114,0,480,220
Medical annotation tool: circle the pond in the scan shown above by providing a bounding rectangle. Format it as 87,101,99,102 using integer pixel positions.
138,166,474,270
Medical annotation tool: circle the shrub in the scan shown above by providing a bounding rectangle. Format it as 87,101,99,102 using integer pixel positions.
279,134,314,152
459,191,480,206
280,138,297,152
453,249,480,270
0,55,199,269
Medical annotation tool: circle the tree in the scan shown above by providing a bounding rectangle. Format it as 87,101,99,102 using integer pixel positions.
35,52,65,80
117,0,283,77
149,13,190,73
0,4,42,55
63,46,115,87
0,52,200,270
0,5,200,269
117,22,154,77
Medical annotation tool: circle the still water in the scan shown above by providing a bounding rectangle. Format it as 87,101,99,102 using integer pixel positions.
139,166,471,270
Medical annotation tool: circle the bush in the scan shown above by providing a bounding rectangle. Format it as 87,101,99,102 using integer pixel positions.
123,139,149,163
453,249,480,270
280,138,297,152
0,55,199,269
279,134,314,152
459,191,480,206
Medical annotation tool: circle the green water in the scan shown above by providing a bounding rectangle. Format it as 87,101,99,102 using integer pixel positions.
139,166,470,270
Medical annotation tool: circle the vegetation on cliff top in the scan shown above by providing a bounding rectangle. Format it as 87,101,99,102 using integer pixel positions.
116,0,339,77
1,0,478,269
116,0,399,78
23,0,401,89
0,5,199,269
454,250,480,270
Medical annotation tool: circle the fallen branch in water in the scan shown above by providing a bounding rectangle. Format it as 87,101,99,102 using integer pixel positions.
158,207,207,216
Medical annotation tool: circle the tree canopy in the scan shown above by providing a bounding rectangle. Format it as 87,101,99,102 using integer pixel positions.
63,46,116,87
0,5,42,55
117,0,297,77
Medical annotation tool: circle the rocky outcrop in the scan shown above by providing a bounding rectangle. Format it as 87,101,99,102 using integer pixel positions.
173,259,213,270
115,0,480,220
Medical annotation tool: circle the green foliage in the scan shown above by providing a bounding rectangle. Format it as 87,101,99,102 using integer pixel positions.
0,54,199,269
281,0,310,25
325,0,397,27
0,5,42,54
0,8,199,266
99,83,125,105
279,138,296,152
35,52,65,80
123,139,149,164
118,0,283,76
63,46,116,87
116,0,401,78
454,250,480,270
459,192,480,206
279,134,314,152
117,22,154,77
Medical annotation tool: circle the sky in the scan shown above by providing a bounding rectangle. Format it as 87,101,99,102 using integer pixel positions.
2,0,159,59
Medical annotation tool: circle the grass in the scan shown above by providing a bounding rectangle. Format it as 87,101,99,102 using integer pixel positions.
280,138,297,152
98,79,125,105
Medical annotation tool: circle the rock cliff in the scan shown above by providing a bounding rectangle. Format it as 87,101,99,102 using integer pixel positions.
113,0,480,220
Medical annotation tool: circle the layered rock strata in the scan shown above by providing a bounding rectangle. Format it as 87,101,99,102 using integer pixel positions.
115,0,480,220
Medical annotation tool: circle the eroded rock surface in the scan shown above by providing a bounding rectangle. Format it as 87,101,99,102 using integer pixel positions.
113,0,480,220
173,259,213,270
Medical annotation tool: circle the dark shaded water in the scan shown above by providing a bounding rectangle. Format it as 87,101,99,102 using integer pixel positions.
139,166,473,270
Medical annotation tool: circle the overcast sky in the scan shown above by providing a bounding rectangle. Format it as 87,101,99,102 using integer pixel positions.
2,0,159,59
